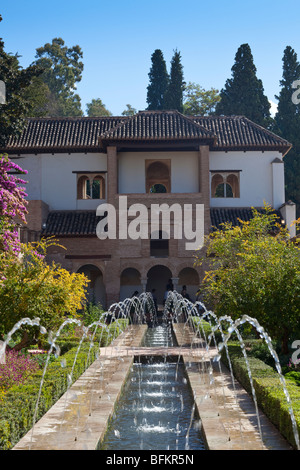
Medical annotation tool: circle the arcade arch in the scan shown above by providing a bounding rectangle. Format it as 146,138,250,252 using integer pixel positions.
120,267,141,301
146,265,173,306
178,267,199,301
77,264,106,308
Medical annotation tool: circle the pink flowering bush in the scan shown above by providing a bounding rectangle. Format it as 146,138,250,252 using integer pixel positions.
0,350,39,392
0,153,28,254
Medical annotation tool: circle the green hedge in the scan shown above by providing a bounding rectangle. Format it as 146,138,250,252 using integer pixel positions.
221,342,300,449
0,319,128,450
191,317,224,344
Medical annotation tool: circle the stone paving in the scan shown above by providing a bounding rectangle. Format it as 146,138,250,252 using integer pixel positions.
13,325,148,450
172,323,292,451
13,323,292,451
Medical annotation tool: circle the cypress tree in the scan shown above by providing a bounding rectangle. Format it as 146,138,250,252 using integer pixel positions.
146,49,169,110
215,43,271,127
0,15,42,146
274,46,300,214
164,49,185,112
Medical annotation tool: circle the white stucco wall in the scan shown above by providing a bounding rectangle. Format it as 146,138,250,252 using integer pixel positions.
209,150,285,209
15,154,42,200
118,151,199,194
11,152,107,210
12,148,286,211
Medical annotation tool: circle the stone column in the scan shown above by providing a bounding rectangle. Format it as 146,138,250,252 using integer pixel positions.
171,277,179,292
106,146,118,204
105,264,121,307
141,278,148,293
280,201,296,238
271,158,285,209
198,145,210,197
198,145,211,235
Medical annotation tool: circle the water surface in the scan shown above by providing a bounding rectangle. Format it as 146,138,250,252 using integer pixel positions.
99,325,206,451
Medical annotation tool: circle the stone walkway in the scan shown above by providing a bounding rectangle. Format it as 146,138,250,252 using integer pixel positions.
13,325,148,450
172,323,292,450
13,323,292,451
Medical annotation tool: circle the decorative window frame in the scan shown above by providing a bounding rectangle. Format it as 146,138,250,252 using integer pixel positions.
75,172,106,200
145,159,171,193
210,171,241,198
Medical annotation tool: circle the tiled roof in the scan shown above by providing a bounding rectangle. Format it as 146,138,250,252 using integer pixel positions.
41,211,103,236
193,116,291,152
99,110,216,147
4,116,125,153
41,207,282,237
2,111,291,154
210,207,282,230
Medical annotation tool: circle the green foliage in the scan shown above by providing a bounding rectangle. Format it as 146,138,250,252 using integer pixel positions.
146,49,169,110
0,238,89,338
191,317,224,345
274,46,300,217
183,82,220,115
0,342,98,449
122,104,137,116
215,43,271,128
0,17,42,146
164,49,185,113
0,320,128,450
31,37,84,117
221,342,300,448
82,302,106,326
285,371,300,387
86,98,112,117
196,205,300,354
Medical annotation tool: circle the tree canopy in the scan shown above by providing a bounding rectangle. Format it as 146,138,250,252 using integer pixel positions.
183,82,220,115
164,49,185,112
86,98,112,117
122,104,137,116
215,43,271,127
146,49,169,110
0,15,42,146
30,37,84,117
274,46,300,217
0,153,89,342
196,206,300,354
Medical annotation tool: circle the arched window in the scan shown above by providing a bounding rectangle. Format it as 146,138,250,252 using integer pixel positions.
77,175,90,199
215,182,233,198
211,172,240,198
150,183,167,193
77,173,106,200
146,160,171,193
93,175,106,199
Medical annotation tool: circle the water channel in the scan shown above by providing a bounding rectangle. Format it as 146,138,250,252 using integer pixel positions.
99,324,207,451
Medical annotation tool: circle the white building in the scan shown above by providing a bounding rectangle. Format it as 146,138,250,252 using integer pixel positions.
2,110,295,306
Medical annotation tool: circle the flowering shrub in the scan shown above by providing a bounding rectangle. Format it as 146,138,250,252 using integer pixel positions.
0,154,28,254
0,153,90,347
0,238,90,337
0,350,39,392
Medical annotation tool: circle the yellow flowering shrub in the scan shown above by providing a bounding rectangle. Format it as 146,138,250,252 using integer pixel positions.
0,237,89,341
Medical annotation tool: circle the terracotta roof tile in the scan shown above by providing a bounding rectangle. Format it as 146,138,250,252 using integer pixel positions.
41,211,104,236
210,207,282,230
2,111,291,154
41,207,282,237
4,116,125,153
193,116,290,152
99,110,216,144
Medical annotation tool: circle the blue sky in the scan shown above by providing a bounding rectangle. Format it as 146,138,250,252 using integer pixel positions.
1,0,300,116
